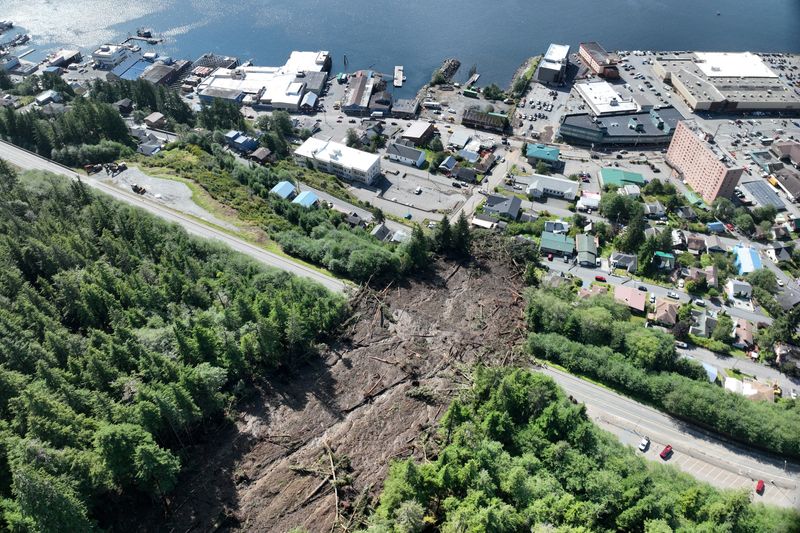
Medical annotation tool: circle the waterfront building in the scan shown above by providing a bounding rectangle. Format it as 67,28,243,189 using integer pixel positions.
666,120,744,203
578,42,619,78
653,52,800,112
574,80,639,116
537,43,570,84
294,138,381,185
92,45,129,69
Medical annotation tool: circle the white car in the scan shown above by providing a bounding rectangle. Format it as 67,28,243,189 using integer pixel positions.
694,299,705,307
778,279,785,287
675,340,688,349
638,436,650,451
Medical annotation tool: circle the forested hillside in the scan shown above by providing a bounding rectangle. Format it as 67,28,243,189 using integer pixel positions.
0,161,346,531
365,368,800,532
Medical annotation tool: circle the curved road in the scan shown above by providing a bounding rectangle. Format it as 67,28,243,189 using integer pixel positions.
0,141,348,294
541,366,800,509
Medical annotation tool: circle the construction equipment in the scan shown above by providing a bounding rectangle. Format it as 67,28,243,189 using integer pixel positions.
131,184,146,195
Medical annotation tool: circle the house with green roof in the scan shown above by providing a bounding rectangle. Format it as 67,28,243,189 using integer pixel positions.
526,143,562,170
540,231,575,257
576,234,598,267
653,251,676,270
599,167,645,188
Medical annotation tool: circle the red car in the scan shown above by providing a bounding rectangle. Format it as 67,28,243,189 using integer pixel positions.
756,480,765,494
547,253,553,261
659,445,673,460
594,275,606,282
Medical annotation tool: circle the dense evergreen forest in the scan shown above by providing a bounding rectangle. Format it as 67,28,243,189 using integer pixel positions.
524,289,800,458
365,368,800,532
0,162,346,530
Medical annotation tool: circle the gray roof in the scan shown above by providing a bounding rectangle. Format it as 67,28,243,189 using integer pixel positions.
484,194,521,219
387,142,424,161
576,234,597,264
560,106,684,141
739,180,786,210
776,287,800,311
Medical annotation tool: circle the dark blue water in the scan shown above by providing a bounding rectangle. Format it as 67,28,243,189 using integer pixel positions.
7,0,800,97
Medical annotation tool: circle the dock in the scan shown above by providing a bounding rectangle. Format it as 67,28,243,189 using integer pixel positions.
466,72,480,87
393,65,404,87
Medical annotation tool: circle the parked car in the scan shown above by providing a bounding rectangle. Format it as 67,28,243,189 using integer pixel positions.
778,279,785,287
675,340,688,349
637,285,647,292
649,293,656,303
667,291,679,299
694,299,705,307
547,253,554,261
594,275,607,282
756,479,765,494
659,445,673,460
638,436,650,452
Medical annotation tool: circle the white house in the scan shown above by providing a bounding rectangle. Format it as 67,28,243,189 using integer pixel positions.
526,174,577,201
386,142,426,168
294,137,381,185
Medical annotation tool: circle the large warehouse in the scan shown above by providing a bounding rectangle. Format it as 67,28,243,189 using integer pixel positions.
537,43,570,84
653,52,800,112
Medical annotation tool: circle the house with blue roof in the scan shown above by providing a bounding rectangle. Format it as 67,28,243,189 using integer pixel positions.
270,181,296,200
706,221,726,233
733,244,762,275
439,155,458,173
225,130,259,153
292,190,320,208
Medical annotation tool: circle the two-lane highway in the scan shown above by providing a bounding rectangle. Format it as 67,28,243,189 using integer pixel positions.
539,366,800,509
0,141,349,294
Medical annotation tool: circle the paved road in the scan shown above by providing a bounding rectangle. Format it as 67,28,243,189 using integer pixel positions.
680,344,800,392
539,366,800,509
545,259,773,326
0,141,349,294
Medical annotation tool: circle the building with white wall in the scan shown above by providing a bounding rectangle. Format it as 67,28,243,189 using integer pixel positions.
92,45,129,69
294,138,381,185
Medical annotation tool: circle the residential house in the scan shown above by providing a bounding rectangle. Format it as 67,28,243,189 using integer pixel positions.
540,231,575,257
144,111,166,129
643,200,666,219
544,220,570,234
704,265,718,288
474,153,497,174
726,279,752,299
483,194,521,220
651,298,679,326
705,235,725,254
344,212,366,228
724,377,775,402
292,190,320,208
772,225,791,240
270,181,297,200
690,309,717,338
671,229,686,249
578,285,608,299
250,147,273,165
225,130,259,153
386,142,426,168
732,318,755,350
766,242,792,263
457,148,480,164
519,211,538,223
776,287,800,312
471,213,501,230
610,252,637,273
620,184,641,198
686,235,706,255
371,223,393,242
577,191,601,212
576,234,598,267
675,205,697,221
137,141,161,156
453,167,478,183
34,90,62,106
707,221,726,233
112,98,133,115
775,342,800,375
644,226,663,240
439,155,458,173
614,285,647,313
733,245,762,275
653,251,675,270
526,174,577,201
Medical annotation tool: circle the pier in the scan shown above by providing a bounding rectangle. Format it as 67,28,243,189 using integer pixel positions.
393,65,404,87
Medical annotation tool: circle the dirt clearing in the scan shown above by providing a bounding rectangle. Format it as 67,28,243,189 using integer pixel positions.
129,236,525,533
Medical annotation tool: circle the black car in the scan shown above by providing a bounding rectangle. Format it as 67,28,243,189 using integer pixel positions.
638,285,648,292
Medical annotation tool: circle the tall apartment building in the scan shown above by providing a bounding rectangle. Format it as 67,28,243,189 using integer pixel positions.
666,120,743,203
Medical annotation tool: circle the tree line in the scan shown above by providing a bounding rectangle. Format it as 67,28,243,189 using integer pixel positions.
524,288,800,458
0,162,346,530
362,368,799,532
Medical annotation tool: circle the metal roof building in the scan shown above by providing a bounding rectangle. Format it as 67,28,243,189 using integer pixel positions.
739,180,786,210
599,168,645,188
292,190,320,208
270,181,296,200
540,231,575,256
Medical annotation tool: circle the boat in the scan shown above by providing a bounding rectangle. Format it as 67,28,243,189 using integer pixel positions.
393,65,404,87
137,27,153,38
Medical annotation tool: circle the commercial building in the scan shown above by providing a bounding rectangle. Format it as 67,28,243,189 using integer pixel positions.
392,98,419,119
92,45,129,69
559,106,684,146
47,49,81,68
578,42,619,78
343,70,375,115
525,174,577,201
666,120,744,203
196,51,330,110
462,109,507,133
294,138,381,185
599,168,645,188
386,142,426,168
525,143,561,170
574,80,639,116
401,121,435,146
653,52,800,112
537,43,570,84
738,180,786,210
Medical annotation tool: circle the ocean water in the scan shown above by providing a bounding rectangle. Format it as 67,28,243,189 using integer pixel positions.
2,0,799,96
